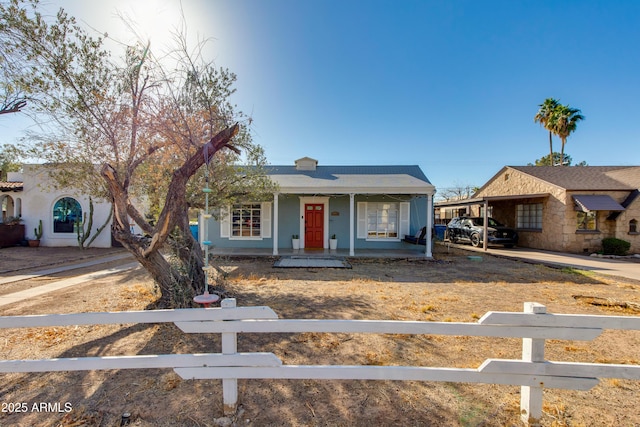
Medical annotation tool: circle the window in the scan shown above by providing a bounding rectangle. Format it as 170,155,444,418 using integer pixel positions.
53,197,82,233
232,204,261,237
220,202,271,240
517,203,542,230
630,219,638,234
576,211,596,231
357,201,409,241
367,203,398,239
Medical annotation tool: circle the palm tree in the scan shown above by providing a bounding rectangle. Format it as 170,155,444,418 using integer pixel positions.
548,104,584,166
534,98,560,163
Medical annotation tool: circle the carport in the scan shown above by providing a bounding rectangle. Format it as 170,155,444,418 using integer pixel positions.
435,193,549,251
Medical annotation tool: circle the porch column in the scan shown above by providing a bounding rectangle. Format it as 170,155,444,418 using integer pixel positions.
349,193,355,256
273,192,279,256
483,200,488,252
426,193,433,258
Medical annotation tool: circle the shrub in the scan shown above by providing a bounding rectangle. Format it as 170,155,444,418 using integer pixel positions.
602,237,631,256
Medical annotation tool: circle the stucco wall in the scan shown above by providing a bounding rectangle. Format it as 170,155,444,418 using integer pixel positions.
21,165,114,248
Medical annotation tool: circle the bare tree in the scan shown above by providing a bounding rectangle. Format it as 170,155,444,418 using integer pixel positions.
1,0,275,307
436,183,478,202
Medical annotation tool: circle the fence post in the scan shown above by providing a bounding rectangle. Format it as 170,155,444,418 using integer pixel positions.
221,298,238,415
520,302,546,426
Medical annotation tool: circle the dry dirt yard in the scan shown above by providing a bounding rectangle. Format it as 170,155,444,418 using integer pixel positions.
0,245,639,427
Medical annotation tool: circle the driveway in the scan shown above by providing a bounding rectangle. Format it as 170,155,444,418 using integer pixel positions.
450,243,640,282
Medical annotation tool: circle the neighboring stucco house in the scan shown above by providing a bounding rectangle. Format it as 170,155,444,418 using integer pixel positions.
0,165,116,247
437,166,640,254
206,157,436,257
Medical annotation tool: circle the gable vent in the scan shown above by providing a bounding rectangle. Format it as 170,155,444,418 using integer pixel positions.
295,157,318,171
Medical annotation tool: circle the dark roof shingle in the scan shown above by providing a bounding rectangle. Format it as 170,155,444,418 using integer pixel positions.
510,166,640,190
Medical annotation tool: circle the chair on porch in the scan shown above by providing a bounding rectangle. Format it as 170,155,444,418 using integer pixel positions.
403,226,426,245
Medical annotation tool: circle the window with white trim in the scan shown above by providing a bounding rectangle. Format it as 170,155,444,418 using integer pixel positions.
367,203,398,239
357,201,410,241
232,204,261,237
516,203,542,230
220,202,271,240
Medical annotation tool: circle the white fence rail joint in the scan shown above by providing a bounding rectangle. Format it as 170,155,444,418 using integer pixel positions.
0,300,638,426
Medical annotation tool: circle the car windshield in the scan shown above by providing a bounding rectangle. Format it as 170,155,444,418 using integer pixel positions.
471,218,504,227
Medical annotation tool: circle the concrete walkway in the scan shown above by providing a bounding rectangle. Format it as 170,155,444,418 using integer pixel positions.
0,254,139,308
0,252,134,285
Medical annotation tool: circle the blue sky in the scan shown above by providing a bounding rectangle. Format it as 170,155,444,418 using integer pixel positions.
2,0,639,194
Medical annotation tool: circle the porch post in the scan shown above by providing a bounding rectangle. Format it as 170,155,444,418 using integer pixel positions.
425,193,433,258
273,192,279,256
483,200,488,252
349,193,355,256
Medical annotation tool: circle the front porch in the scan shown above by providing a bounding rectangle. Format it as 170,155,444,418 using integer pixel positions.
210,246,431,259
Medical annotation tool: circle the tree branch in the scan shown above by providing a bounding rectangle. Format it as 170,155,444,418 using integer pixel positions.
142,123,239,257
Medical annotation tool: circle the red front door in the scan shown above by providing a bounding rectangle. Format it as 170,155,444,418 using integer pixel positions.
304,204,324,248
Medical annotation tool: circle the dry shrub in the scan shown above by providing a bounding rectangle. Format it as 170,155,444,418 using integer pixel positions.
364,349,392,365
24,327,74,347
160,372,182,391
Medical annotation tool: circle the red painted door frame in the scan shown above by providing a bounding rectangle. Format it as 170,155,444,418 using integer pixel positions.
304,203,324,248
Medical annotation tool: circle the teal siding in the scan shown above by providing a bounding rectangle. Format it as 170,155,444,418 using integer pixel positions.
208,194,430,250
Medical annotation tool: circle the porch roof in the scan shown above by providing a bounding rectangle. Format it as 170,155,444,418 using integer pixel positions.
265,165,435,195
435,193,550,208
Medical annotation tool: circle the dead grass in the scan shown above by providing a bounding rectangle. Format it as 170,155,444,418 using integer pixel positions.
0,245,639,426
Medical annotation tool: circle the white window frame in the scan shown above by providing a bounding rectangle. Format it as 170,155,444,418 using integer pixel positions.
357,201,409,242
220,202,271,240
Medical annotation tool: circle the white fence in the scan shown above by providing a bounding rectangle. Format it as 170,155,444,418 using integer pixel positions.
1,300,639,426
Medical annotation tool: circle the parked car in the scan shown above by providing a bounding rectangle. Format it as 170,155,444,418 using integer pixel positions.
446,217,518,248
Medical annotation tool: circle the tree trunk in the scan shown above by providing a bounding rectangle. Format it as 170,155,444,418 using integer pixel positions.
548,131,553,165
101,124,240,308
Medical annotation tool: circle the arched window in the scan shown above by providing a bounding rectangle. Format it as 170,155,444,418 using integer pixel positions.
630,219,638,234
53,197,82,233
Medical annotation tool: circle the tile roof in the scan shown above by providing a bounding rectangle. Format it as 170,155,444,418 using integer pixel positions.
0,181,23,192
509,166,640,190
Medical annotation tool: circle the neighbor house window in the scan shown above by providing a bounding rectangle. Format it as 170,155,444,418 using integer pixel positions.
53,197,82,233
517,203,543,230
576,211,596,231
232,204,261,237
630,219,638,234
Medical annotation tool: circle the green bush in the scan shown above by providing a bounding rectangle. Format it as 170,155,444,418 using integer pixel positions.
601,237,631,256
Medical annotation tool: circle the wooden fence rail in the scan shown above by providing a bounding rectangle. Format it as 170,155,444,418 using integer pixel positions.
1,300,639,426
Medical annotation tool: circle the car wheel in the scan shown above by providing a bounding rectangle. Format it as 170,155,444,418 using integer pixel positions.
470,233,481,247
